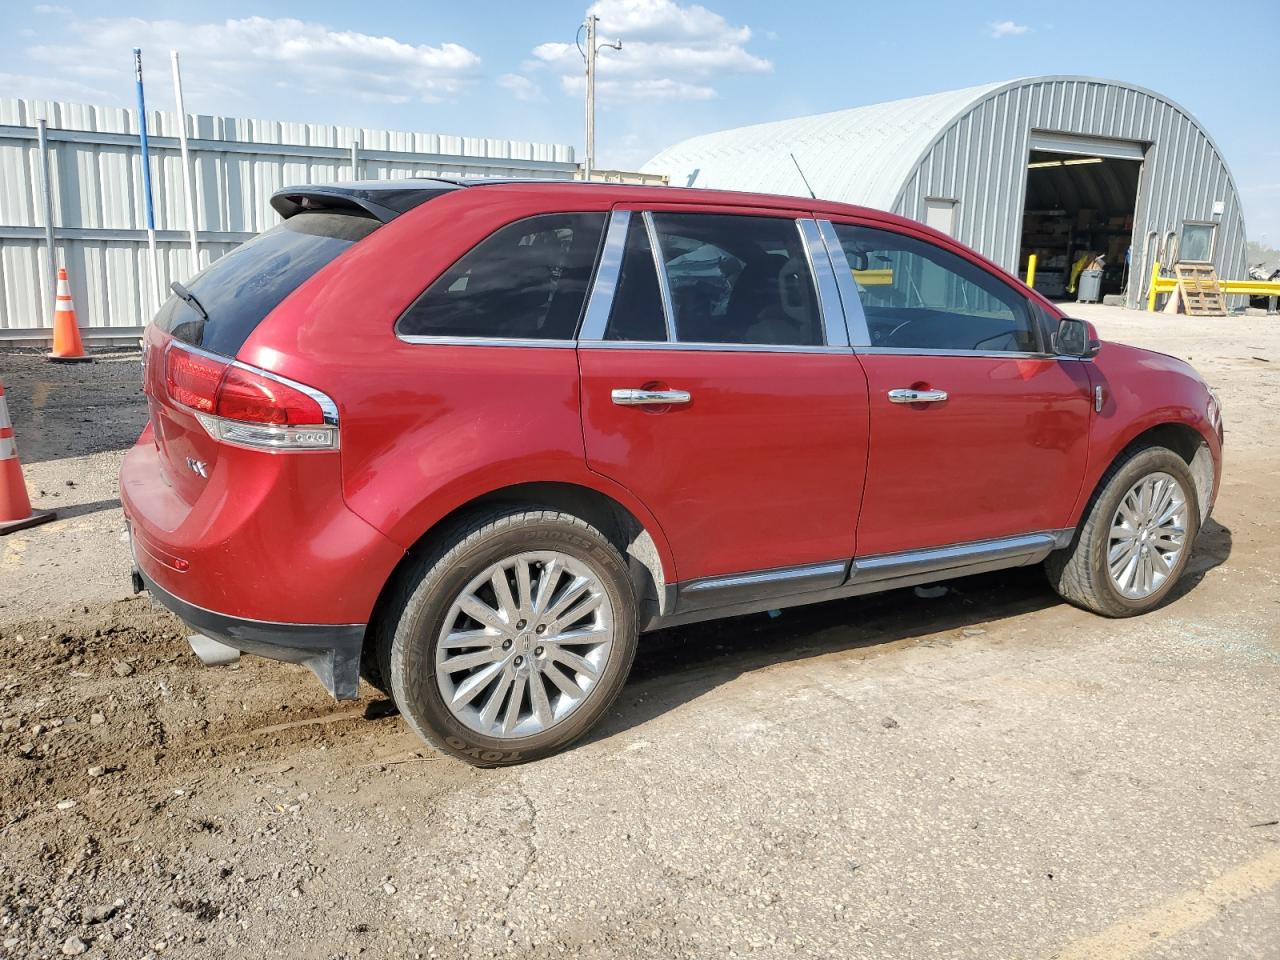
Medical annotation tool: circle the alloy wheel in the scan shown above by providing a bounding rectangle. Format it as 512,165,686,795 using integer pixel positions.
435,551,615,738
1106,471,1187,600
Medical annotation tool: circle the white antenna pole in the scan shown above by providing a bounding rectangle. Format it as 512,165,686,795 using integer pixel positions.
170,50,200,271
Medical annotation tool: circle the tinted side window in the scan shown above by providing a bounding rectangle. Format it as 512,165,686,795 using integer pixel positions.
604,218,666,341
155,211,380,356
398,213,606,340
649,213,823,346
833,224,1039,352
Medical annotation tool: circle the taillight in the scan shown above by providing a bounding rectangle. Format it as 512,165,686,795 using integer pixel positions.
163,341,338,451
165,346,227,413
216,367,325,426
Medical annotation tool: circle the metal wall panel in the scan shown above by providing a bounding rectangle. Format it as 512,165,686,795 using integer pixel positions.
0,97,577,338
895,78,1247,307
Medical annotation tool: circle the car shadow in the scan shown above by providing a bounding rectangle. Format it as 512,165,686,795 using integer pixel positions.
33,497,122,521
587,518,1233,746
357,520,1234,746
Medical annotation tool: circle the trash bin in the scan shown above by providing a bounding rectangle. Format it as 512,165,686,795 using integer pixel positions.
1077,269,1103,304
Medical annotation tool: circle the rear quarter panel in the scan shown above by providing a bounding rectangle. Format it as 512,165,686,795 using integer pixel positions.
236,188,678,580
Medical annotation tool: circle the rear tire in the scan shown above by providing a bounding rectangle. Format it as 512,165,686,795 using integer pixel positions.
1046,446,1200,617
384,507,637,766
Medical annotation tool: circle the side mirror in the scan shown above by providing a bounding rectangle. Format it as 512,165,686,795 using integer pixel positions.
1054,318,1101,358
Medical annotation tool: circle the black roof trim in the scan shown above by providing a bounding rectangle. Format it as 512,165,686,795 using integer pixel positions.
270,176,688,224
270,178,465,223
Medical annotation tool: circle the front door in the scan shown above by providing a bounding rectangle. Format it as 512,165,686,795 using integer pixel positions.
826,220,1093,557
578,207,869,583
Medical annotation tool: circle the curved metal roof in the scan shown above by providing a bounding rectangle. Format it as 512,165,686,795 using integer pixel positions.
643,76,1247,305
643,81,1005,209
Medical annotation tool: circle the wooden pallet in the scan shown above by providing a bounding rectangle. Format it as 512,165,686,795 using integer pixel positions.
1174,263,1227,317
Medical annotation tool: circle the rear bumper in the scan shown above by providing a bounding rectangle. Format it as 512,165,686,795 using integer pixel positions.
135,562,364,699
119,426,403,622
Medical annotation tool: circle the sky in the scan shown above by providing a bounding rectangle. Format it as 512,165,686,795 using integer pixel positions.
4,0,1278,244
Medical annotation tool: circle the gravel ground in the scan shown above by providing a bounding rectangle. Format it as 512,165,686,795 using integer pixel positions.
0,305,1277,960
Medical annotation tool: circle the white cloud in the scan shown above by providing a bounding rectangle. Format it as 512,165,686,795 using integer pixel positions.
0,70,111,103
989,20,1031,38
523,0,771,103
26,16,482,108
497,73,542,102
32,4,71,14
584,0,750,44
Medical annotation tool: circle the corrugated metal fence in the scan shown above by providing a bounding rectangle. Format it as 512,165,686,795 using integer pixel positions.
0,97,577,342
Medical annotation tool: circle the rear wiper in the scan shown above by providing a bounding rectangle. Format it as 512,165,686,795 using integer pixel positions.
170,281,209,321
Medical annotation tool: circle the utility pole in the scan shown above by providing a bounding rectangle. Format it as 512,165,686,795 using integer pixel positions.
582,15,621,181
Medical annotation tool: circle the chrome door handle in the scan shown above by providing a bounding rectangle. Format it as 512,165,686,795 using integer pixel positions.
611,388,692,406
888,388,948,404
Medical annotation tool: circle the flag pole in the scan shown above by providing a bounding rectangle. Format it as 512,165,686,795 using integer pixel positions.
170,50,200,273
133,48,161,314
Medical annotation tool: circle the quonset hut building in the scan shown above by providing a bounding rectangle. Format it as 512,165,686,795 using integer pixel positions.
644,76,1246,308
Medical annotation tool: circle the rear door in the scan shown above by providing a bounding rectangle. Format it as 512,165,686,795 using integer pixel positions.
577,205,869,586
824,219,1092,556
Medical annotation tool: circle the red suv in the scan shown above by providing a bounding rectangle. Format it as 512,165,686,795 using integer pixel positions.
121,179,1223,765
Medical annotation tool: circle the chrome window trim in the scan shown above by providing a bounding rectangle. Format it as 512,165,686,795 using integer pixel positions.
577,210,632,342
818,219,1062,358
859,346,1050,361
578,340,849,354
641,210,830,351
797,218,849,347
859,346,1094,362
396,334,1091,360
392,210,607,347
817,219,870,347
641,210,678,342
396,335,577,349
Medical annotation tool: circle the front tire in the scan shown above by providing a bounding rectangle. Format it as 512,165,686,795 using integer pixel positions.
1046,446,1200,617
385,507,638,766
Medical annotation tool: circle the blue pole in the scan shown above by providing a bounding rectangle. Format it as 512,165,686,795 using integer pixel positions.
134,47,161,311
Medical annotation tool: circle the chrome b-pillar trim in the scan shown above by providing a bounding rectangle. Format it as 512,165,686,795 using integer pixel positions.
642,211,678,342
797,218,849,348
577,209,631,342
816,219,871,348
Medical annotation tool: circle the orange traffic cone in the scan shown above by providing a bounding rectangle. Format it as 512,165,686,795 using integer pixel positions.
48,267,92,363
0,378,56,535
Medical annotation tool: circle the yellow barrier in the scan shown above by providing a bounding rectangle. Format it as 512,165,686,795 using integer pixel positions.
853,268,894,286
1025,253,1037,290
1147,260,1164,311
1146,260,1280,311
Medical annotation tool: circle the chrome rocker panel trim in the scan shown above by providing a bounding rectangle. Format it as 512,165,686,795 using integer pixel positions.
647,530,1073,630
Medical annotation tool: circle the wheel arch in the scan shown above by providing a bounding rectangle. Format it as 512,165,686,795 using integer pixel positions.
365,480,676,652
1075,420,1217,530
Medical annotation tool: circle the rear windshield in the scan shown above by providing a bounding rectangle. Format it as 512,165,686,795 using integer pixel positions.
155,211,379,355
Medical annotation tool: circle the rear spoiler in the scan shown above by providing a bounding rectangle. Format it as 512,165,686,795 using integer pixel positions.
270,179,465,224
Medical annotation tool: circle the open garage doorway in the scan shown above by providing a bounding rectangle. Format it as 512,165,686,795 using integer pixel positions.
1019,135,1144,303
